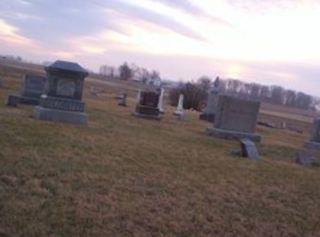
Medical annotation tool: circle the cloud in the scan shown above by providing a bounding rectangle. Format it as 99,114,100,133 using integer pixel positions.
0,0,319,96
0,18,35,46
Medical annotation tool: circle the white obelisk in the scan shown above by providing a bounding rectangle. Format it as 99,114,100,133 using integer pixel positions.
158,88,165,114
136,90,141,104
174,94,184,116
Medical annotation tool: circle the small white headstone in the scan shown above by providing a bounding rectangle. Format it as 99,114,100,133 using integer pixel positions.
174,94,184,116
158,88,165,113
136,90,141,103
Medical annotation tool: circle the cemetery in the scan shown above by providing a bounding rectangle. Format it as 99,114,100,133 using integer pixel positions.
0,60,320,236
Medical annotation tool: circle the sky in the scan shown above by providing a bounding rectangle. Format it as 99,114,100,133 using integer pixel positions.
0,0,319,96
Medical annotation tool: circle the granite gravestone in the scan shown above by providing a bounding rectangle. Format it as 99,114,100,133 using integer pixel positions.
296,149,317,166
304,118,320,150
206,95,261,142
34,60,88,125
6,74,46,106
200,77,220,122
118,93,127,107
133,90,161,120
240,139,260,160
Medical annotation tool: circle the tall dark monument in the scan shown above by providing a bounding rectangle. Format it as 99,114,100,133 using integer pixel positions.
34,60,89,125
133,90,161,120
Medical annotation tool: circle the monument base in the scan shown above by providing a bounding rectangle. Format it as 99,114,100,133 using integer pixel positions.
206,127,262,143
6,94,40,106
173,111,184,116
132,112,161,120
34,106,87,125
199,113,215,123
304,141,320,151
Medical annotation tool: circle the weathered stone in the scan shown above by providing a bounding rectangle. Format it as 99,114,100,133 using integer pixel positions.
158,88,165,114
133,90,161,120
305,141,320,150
34,106,87,125
6,95,19,107
34,60,88,125
240,139,260,160
21,75,46,99
301,118,320,151
200,77,220,122
296,149,317,166
174,94,184,117
310,118,320,143
6,74,46,106
118,93,127,107
206,95,261,142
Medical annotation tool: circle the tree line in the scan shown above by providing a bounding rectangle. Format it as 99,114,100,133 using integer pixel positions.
169,76,319,111
100,62,160,82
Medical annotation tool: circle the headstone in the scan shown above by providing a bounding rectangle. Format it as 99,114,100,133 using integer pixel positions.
90,86,98,98
304,118,320,150
6,74,46,106
240,139,260,160
115,91,124,100
296,149,317,166
133,90,161,120
158,88,165,114
34,60,88,125
206,95,262,142
200,77,220,122
174,94,184,117
118,93,127,107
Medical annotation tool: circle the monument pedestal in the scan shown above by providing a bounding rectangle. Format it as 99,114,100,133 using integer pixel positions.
133,104,161,120
7,94,41,106
304,141,320,151
206,127,262,143
133,112,161,120
34,96,87,125
35,106,87,125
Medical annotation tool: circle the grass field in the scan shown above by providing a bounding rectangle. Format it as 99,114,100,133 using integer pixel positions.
0,62,320,237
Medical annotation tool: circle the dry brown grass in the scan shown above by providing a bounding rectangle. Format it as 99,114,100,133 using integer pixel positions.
0,63,320,237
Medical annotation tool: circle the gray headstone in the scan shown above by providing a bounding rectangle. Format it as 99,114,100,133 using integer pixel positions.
6,95,19,107
200,77,220,122
21,74,46,98
310,118,320,143
118,93,127,107
206,95,261,142
215,95,260,133
296,150,317,166
6,74,46,106
240,139,260,160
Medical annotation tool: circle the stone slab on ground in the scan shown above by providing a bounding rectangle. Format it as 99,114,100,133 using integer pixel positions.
240,139,260,160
